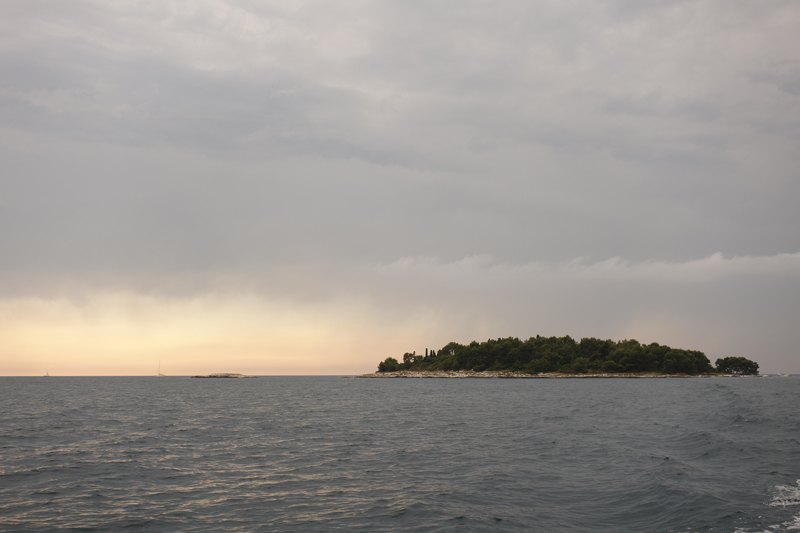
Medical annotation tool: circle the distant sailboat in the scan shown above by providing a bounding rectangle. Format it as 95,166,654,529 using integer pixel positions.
45,370,49,377
158,362,165,377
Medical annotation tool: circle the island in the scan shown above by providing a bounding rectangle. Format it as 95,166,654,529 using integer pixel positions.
191,373,256,378
365,336,760,377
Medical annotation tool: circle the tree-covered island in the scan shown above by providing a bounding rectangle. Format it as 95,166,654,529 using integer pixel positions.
376,336,760,376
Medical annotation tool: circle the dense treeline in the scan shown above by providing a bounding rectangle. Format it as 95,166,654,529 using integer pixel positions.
378,336,731,375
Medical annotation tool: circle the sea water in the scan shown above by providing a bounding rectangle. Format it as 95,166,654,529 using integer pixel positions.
1,376,798,532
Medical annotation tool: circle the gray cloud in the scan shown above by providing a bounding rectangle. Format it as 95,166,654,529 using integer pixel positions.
1,0,799,370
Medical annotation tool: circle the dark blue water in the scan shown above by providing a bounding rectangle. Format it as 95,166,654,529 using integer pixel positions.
1,376,799,532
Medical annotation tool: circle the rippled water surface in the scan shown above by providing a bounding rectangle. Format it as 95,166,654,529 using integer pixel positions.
1,376,799,532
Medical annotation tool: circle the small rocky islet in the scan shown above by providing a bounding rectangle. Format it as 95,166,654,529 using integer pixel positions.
191,373,256,378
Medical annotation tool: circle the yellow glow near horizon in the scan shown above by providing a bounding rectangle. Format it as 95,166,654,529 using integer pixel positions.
0,292,442,376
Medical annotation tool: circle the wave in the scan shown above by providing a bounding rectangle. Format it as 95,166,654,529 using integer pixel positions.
770,480,800,508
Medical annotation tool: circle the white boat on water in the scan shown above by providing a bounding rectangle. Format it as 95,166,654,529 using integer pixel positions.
45,370,49,377
779,372,791,377
158,362,165,377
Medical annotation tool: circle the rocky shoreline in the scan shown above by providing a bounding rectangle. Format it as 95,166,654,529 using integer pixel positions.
354,370,726,379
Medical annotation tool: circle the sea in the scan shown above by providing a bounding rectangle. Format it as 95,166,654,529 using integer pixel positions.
1,376,798,532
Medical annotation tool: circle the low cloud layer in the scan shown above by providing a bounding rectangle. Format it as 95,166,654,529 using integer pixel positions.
379,252,800,285
1,1,798,373
3,253,798,374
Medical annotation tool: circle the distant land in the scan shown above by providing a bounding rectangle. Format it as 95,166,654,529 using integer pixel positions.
191,373,256,378
372,336,760,377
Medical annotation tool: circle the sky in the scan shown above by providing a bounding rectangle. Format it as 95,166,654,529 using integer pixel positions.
1,0,799,375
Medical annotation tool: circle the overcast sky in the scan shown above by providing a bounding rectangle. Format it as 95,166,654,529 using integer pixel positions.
1,0,799,375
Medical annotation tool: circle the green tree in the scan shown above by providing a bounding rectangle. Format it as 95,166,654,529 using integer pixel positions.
602,360,623,373
715,357,759,375
571,357,591,373
378,357,400,372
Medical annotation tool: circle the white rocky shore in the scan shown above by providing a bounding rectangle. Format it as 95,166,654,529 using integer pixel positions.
355,370,717,378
